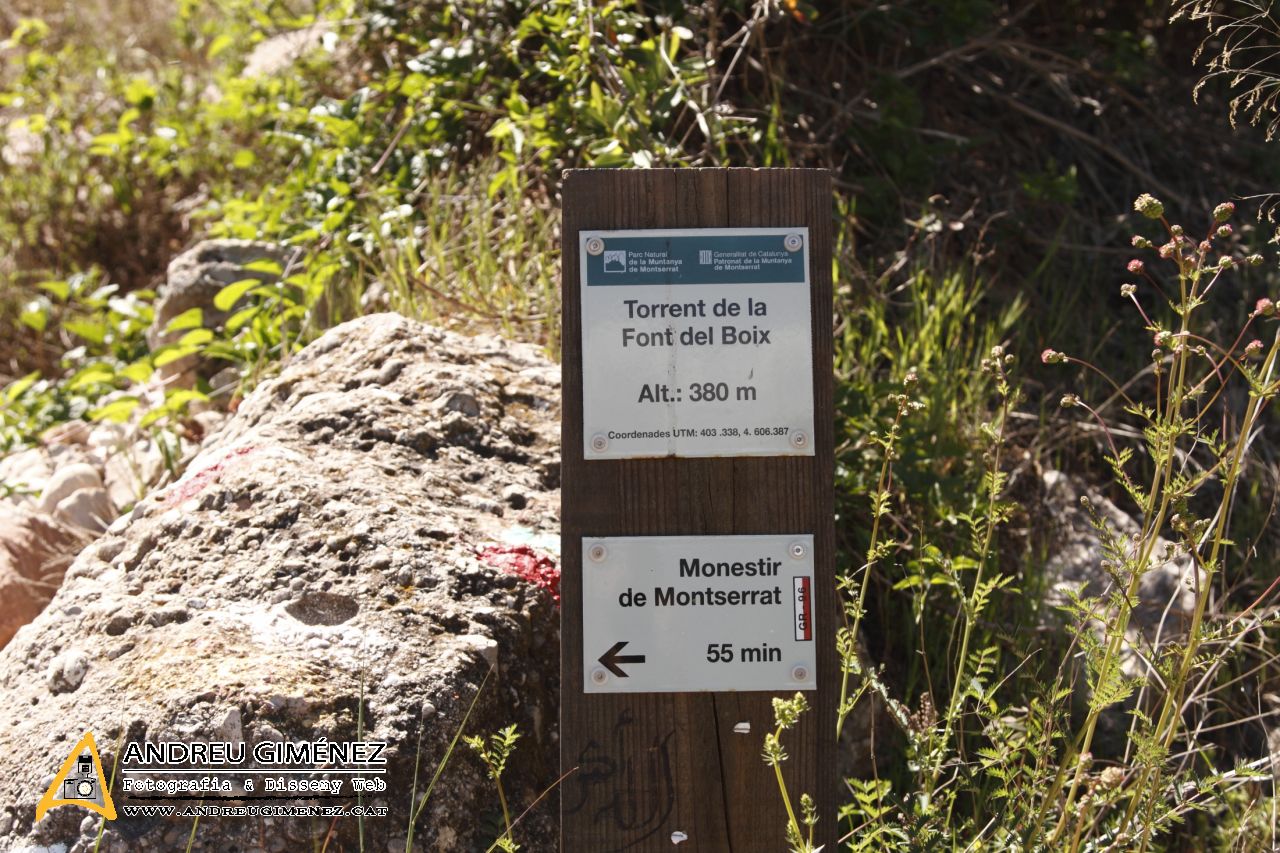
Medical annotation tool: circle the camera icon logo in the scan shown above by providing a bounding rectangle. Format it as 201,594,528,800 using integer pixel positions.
63,775,96,801
36,731,116,822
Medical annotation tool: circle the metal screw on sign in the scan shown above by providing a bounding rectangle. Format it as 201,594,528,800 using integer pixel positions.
591,668,609,685
789,541,807,560
791,665,809,682
588,543,608,563
784,233,804,252
590,433,608,453
585,236,605,256
789,430,809,449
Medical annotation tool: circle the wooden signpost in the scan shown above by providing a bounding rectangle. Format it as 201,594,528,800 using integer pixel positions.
561,168,835,852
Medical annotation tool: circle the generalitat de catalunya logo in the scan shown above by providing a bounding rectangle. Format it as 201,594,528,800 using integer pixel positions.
36,731,116,822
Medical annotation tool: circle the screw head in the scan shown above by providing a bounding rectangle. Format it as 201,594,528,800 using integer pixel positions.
587,543,608,563
784,233,804,252
789,541,807,560
585,236,605,256
791,665,809,682
590,433,608,453
590,668,609,685
789,430,809,449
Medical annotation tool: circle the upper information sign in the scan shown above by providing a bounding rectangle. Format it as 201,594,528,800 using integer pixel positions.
580,228,815,459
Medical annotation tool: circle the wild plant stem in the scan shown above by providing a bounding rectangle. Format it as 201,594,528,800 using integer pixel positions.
930,387,1011,795
772,723,803,846
496,777,513,845
1045,306,1194,850
836,409,903,742
1122,329,1280,844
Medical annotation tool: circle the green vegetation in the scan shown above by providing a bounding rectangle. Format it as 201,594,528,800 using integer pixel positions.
3,0,1280,849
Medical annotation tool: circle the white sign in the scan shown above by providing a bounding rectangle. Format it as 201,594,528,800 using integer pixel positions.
580,228,815,459
581,535,817,694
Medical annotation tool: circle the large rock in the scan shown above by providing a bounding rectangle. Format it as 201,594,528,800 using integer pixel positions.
0,314,563,852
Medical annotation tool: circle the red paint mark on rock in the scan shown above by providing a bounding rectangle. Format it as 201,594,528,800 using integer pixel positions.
163,445,258,507
478,545,560,605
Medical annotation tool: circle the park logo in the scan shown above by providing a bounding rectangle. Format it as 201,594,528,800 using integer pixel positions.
35,731,116,822
602,249,626,272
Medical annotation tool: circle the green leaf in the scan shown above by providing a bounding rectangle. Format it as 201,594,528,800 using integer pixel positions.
36,279,70,301
213,278,263,312
163,307,204,334
243,259,283,275
67,363,117,391
178,328,215,347
89,397,140,423
120,361,154,384
207,34,234,60
164,389,209,411
63,318,107,345
19,303,47,332
4,371,40,403
153,345,198,367
225,305,260,333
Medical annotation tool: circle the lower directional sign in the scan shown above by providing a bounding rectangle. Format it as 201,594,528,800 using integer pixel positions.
582,534,817,694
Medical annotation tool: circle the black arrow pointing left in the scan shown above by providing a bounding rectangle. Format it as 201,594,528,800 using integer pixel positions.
598,641,646,678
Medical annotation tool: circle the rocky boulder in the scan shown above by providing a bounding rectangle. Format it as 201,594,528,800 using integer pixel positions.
0,313,562,852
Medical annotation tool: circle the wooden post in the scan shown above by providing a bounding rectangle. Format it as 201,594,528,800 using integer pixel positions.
561,168,835,852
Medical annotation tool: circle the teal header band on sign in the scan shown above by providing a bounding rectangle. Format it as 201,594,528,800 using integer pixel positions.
585,232,807,286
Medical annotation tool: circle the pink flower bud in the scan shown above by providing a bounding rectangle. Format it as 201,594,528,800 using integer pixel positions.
1256,297,1276,317
1199,241,1212,254
1127,259,1145,274
1159,242,1176,259
1041,348,1066,365
1245,339,1264,358
1131,235,1152,249
1217,224,1233,238
1213,202,1235,223
1154,330,1172,347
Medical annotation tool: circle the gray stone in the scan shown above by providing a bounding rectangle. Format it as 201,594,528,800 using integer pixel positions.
148,240,300,387
46,650,89,693
1041,469,1203,756
1043,470,1199,647
38,463,103,516
0,447,53,510
53,487,116,534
